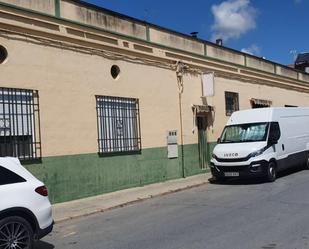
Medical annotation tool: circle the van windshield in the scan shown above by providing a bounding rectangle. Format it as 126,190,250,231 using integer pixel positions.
220,122,269,143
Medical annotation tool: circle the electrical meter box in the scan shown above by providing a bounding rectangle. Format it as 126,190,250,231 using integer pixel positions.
167,130,178,158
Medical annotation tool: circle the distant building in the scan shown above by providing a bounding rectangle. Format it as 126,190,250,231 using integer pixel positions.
295,53,309,73
0,0,309,203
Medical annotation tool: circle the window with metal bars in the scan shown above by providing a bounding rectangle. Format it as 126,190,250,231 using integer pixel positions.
96,95,141,154
0,88,41,161
225,91,239,116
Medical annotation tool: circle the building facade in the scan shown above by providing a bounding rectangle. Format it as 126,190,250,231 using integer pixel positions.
0,0,309,203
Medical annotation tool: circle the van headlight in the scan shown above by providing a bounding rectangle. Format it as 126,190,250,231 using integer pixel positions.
212,153,217,159
248,147,265,158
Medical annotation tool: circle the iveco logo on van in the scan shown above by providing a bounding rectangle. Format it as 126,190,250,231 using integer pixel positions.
224,153,239,157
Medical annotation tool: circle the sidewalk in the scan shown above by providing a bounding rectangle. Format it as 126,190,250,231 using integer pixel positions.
52,172,212,223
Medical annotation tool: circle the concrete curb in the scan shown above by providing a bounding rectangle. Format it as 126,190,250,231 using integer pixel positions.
53,173,212,223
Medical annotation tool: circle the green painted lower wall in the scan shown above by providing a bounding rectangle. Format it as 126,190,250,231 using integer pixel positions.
25,143,216,204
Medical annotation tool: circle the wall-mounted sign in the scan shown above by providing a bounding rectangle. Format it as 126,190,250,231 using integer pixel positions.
202,73,215,97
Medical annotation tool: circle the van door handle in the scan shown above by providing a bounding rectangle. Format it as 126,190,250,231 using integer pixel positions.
282,144,285,151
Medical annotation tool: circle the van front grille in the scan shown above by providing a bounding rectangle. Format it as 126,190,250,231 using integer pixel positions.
216,165,248,172
215,156,250,162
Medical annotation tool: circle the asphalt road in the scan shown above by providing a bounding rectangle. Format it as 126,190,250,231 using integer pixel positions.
37,168,309,249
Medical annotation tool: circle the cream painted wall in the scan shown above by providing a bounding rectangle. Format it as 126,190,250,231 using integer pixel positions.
208,77,309,142
180,73,204,145
1,0,308,86
1,33,309,158
0,36,197,156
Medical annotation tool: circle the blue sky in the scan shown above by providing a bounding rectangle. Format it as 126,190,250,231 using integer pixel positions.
83,0,309,65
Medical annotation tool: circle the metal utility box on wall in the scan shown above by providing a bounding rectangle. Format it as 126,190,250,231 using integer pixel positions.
167,130,178,158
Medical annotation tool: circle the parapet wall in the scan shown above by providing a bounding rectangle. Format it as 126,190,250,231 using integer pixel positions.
0,0,308,83
0,0,55,15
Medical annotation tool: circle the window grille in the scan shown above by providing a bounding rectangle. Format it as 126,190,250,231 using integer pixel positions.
225,91,239,116
96,96,141,154
251,98,272,109
0,88,41,161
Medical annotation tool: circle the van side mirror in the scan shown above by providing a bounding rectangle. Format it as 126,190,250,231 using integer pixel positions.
268,131,280,145
268,122,281,146
268,137,278,145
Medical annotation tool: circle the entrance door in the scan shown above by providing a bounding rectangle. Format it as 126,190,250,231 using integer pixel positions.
197,116,208,169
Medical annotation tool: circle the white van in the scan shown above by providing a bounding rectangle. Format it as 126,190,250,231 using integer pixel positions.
210,107,309,182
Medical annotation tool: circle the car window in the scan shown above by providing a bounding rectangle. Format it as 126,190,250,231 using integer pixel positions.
0,166,26,185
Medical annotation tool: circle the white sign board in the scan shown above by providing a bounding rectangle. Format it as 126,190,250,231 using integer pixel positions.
202,73,214,97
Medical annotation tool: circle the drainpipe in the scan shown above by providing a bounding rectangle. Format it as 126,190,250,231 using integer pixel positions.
176,62,185,178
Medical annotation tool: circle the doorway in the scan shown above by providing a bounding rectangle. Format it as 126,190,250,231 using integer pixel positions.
197,116,208,169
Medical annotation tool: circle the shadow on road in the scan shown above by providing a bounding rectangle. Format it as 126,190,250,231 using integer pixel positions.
208,166,305,185
277,166,304,178
34,241,55,249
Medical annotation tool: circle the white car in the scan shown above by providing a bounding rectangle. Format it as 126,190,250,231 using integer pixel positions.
0,157,53,249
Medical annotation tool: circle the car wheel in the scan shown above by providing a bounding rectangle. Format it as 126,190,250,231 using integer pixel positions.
266,161,276,182
0,216,34,249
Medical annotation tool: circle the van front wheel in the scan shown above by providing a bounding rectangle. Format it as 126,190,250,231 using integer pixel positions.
266,161,276,182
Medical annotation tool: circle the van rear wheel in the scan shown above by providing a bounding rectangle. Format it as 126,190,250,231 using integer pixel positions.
304,153,309,170
266,161,276,182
